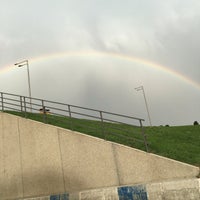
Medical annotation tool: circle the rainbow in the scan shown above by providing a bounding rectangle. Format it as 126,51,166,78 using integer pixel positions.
1,50,200,90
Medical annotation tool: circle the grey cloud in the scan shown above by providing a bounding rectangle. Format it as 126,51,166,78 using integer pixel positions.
153,14,200,82
0,0,200,126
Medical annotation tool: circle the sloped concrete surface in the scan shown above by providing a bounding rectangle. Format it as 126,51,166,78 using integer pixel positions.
0,112,199,199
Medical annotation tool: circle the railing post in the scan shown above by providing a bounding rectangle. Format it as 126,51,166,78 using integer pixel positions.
139,120,149,152
23,96,27,118
100,111,106,140
1,92,4,112
68,105,73,130
41,100,47,123
20,96,23,112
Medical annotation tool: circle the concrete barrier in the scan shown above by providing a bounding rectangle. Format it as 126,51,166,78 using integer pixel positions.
0,112,199,199
146,178,200,200
14,178,200,200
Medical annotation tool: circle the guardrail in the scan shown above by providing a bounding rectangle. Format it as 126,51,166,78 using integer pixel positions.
0,92,148,152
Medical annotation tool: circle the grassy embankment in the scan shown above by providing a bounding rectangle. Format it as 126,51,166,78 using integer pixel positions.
5,111,200,167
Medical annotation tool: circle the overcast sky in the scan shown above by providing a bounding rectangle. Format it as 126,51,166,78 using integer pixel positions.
0,0,200,126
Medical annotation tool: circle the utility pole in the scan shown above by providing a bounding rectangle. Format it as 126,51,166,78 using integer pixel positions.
14,60,32,112
135,85,152,126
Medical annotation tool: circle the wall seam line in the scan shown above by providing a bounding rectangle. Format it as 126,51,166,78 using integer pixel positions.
57,129,66,193
17,117,25,198
111,143,121,186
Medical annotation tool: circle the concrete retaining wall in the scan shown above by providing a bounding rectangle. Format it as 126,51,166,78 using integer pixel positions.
0,112,199,199
15,178,200,200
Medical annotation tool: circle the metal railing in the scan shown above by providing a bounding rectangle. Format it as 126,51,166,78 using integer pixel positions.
0,92,148,151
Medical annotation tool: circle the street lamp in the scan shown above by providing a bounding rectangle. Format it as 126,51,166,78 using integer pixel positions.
14,60,32,111
135,85,152,126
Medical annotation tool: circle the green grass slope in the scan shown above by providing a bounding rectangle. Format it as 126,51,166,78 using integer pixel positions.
146,126,200,166
4,111,200,166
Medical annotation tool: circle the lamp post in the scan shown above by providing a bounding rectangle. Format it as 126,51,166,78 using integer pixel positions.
14,60,32,111
135,85,152,126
